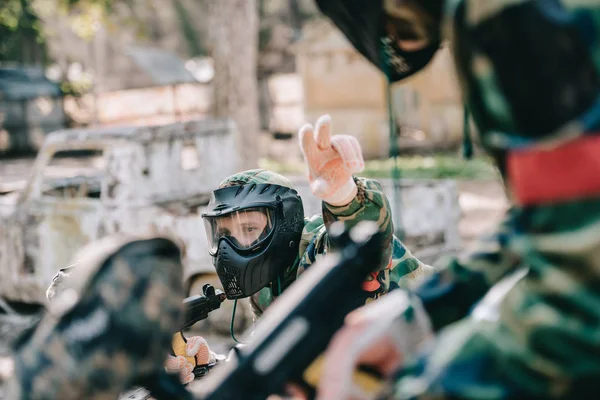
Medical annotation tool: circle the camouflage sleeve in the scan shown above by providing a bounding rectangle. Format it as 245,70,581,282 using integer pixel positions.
321,177,436,298
395,198,600,399
415,208,520,332
322,177,394,274
7,236,186,400
388,236,436,292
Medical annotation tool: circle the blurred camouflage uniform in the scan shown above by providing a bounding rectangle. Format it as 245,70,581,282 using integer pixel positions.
317,0,600,398
218,169,434,318
6,235,187,400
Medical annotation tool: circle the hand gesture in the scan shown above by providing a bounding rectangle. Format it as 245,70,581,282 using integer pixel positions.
299,115,365,206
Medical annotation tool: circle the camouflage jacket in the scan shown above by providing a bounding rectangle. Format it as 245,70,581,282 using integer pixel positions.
250,176,434,318
362,2,600,399
7,236,186,400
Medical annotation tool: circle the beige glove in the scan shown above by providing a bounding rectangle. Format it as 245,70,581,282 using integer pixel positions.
165,334,217,384
299,115,365,206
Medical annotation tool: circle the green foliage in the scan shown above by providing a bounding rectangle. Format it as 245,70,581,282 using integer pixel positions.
57,0,116,40
59,78,92,96
259,25,272,51
0,0,118,63
57,0,114,13
0,0,47,63
0,1,23,31
360,155,500,180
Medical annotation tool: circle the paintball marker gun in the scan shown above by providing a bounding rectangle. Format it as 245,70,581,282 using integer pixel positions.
172,284,227,378
192,221,386,400
181,283,227,330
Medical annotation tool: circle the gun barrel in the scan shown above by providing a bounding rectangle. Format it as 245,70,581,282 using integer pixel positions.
181,286,226,330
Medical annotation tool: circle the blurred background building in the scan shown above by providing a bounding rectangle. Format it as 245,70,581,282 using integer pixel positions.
0,0,469,160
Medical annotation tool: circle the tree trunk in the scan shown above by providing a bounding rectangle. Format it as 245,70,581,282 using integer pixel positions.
207,0,260,170
289,0,302,37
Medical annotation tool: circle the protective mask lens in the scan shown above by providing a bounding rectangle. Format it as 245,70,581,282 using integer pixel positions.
204,207,274,254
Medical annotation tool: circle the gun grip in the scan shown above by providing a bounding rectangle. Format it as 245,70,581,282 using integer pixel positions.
302,354,384,398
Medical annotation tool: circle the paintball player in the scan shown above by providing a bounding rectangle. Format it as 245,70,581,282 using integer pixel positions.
167,115,435,382
5,235,187,400
7,0,600,397
204,115,433,319
303,0,600,399
45,246,217,387
39,113,434,390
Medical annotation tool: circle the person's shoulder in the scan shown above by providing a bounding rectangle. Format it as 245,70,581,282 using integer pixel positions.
303,214,324,233
298,215,328,261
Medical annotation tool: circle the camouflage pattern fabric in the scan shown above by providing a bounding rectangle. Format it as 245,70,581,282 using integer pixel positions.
416,208,521,332
395,201,600,399
366,1,600,398
225,170,434,318
6,235,186,400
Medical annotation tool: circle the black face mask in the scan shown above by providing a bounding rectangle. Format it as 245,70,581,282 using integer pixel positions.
316,0,443,82
202,184,305,299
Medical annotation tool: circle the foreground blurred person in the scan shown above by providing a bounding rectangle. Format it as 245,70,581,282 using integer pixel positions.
45,244,216,388
6,235,187,400
308,0,600,399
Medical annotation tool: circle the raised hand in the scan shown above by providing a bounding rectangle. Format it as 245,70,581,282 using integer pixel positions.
299,115,365,206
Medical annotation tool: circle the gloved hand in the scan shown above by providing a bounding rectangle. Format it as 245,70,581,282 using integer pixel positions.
166,334,217,384
315,290,433,400
299,115,365,206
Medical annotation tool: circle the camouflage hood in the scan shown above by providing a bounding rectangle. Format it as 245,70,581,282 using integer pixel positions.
219,169,296,190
